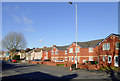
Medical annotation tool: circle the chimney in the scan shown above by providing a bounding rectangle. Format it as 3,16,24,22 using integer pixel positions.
37,48,39,50
44,47,47,48
53,45,56,47
33,48,35,49
26,48,30,50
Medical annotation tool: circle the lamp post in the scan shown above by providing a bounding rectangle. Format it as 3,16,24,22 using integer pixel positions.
69,2,78,68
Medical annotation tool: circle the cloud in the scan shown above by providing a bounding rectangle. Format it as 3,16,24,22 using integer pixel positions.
23,16,33,25
25,26,35,32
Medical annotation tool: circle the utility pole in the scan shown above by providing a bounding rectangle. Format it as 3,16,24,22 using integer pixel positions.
69,2,78,68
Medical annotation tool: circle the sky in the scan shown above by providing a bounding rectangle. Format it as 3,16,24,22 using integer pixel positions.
2,2,118,49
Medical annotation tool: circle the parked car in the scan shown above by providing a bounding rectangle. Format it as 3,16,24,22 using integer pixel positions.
55,60,64,62
12,60,17,63
8,59,12,62
43,59,51,61
33,59,42,61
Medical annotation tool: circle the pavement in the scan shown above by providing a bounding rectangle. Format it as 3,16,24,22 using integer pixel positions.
1,60,120,81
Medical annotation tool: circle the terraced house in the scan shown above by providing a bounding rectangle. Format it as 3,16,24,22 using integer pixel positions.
30,48,43,60
68,39,103,64
50,45,69,62
68,33,120,67
99,34,120,67
17,33,120,67
42,47,52,61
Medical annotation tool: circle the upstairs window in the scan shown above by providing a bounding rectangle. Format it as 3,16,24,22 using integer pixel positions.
75,47,79,53
89,47,93,52
52,51,54,55
65,50,67,54
103,43,110,50
116,42,120,49
69,48,73,53
55,51,58,54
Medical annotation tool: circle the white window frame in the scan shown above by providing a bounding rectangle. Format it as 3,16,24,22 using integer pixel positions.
89,56,93,61
103,56,105,62
72,56,74,62
108,56,112,63
103,43,110,50
52,51,54,55
83,60,86,63
69,57,71,61
52,57,54,61
55,51,58,54
78,57,80,61
65,57,68,61
65,50,67,54
75,47,79,53
69,48,73,53
116,42,120,50
89,47,93,52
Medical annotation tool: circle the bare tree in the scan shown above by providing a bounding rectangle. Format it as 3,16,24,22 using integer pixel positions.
2,32,27,58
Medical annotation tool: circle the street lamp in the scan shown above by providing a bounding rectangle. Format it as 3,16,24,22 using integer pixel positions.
69,2,78,68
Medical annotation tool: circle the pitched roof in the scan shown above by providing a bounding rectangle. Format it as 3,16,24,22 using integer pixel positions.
34,48,44,52
43,47,52,52
112,33,120,37
25,49,33,52
76,39,104,48
55,45,70,50
75,33,120,48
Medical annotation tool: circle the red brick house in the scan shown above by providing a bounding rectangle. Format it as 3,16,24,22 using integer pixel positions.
50,45,69,62
67,33,120,67
99,34,120,67
42,47,52,61
67,39,103,64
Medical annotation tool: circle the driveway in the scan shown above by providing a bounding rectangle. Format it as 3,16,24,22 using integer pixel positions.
1,61,115,80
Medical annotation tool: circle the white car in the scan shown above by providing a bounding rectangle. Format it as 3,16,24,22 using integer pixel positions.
55,60,64,62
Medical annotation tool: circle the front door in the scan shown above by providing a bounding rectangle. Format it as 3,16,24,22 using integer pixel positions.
114,56,118,67
75,56,77,63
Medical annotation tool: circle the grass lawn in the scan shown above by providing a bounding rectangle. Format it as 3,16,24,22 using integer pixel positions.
57,64,64,66
100,66,120,72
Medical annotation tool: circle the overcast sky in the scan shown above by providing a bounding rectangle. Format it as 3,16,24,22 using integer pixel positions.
2,2,118,49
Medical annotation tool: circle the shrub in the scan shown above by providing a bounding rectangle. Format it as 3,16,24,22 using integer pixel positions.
95,61,97,64
71,64,76,68
13,55,20,60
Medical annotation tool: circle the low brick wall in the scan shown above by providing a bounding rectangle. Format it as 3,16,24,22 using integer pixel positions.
78,63,100,70
64,62,75,67
31,61,38,64
37,61,43,64
43,61,57,66
56,62,64,65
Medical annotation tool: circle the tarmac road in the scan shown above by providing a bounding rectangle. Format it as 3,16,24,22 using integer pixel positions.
1,60,115,81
